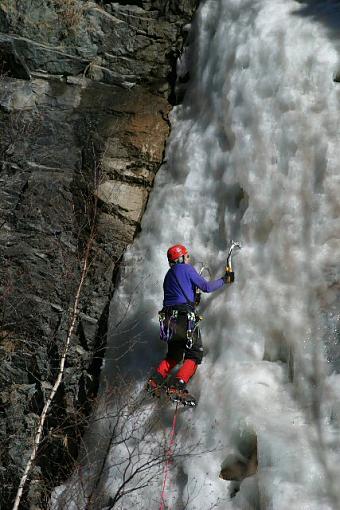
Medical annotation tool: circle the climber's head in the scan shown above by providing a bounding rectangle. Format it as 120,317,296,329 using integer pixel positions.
167,244,190,265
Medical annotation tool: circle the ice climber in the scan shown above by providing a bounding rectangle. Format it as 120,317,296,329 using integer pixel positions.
146,244,234,406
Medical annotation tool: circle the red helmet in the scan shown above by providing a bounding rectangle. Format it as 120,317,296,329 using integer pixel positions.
167,244,188,262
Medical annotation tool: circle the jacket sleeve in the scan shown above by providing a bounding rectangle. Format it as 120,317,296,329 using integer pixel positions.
188,265,225,293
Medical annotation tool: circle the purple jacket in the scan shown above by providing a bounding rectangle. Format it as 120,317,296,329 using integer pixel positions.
163,263,224,307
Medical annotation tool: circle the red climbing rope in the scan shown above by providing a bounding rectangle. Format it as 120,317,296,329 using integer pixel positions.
159,404,179,510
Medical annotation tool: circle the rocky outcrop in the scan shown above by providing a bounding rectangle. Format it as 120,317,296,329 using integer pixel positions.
220,431,258,506
0,0,198,507
220,430,258,482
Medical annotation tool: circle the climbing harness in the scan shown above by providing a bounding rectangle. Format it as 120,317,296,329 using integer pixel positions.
185,311,196,349
159,403,179,510
186,311,200,349
159,308,201,349
159,309,178,342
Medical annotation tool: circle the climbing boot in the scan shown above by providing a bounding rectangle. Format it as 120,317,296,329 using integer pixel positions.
167,379,197,407
145,372,165,398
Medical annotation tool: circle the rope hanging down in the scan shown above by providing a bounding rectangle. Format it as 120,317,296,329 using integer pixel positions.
159,404,179,510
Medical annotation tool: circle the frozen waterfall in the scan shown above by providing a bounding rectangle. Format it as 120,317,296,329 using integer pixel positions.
52,0,340,508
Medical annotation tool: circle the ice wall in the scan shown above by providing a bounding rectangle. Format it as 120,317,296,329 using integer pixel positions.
52,0,340,509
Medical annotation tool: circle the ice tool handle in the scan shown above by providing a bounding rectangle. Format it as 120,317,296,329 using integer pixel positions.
226,240,241,271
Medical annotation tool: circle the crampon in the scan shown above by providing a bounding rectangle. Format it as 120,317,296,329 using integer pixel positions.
167,379,197,407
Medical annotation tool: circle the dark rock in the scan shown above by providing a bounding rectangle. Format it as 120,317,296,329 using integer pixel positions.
0,0,198,92
220,431,258,482
0,37,31,79
220,451,258,482
0,0,198,506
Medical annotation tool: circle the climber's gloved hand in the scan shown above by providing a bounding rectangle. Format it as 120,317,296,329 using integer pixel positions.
223,265,234,284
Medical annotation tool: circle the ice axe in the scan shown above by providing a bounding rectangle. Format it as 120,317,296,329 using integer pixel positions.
226,240,241,272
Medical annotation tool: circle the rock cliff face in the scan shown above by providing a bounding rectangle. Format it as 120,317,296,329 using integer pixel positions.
0,1,198,506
